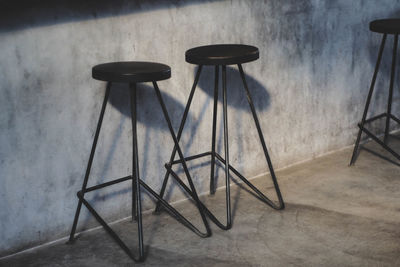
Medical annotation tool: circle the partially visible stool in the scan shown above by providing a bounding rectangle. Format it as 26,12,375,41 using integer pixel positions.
68,61,211,262
350,19,400,165
155,45,285,230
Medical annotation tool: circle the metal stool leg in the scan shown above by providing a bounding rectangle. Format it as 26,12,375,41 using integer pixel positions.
222,65,232,228
130,83,145,261
238,64,284,209
69,82,111,243
170,65,232,230
69,82,145,262
155,65,231,230
384,34,398,144
210,65,219,195
154,66,203,213
132,178,137,221
153,81,212,237
350,34,387,165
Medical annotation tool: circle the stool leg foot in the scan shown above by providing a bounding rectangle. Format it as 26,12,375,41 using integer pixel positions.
153,81,212,237
154,66,203,213
69,82,111,242
68,202,82,244
384,34,398,145
210,65,219,195
222,65,232,228
350,34,387,165
238,64,284,209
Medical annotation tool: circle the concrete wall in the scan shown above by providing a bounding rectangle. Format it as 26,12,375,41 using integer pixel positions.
1,0,400,257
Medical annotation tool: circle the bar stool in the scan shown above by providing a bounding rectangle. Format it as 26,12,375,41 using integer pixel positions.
350,19,400,165
68,61,211,262
155,44,285,230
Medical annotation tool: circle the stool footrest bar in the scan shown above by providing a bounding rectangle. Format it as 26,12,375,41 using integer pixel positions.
390,114,400,124
364,113,387,123
357,123,400,161
83,175,132,193
362,112,400,124
170,151,212,165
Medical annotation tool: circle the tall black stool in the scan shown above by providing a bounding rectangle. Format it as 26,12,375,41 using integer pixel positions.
350,19,400,165
155,45,285,230
69,61,211,262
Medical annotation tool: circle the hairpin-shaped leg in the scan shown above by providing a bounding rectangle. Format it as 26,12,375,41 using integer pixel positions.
154,66,203,213
153,81,212,237
237,64,284,209
69,82,111,243
384,34,398,144
350,34,387,165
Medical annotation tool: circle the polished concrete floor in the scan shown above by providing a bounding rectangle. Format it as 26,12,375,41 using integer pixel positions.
1,136,400,266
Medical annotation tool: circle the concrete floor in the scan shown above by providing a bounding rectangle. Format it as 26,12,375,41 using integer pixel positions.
1,136,400,266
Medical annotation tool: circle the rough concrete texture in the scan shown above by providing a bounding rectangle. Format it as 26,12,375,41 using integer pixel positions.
1,137,400,266
1,0,400,256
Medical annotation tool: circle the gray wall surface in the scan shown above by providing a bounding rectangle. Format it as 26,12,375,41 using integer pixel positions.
1,0,400,257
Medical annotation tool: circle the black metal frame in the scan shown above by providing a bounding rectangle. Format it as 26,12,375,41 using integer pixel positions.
350,34,400,165
69,81,211,262
155,64,285,230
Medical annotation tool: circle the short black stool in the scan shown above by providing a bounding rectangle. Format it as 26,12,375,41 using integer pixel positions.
69,61,211,262
350,19,400,165
155,45,285,229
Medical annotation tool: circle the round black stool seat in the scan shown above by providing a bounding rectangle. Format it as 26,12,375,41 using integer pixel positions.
185,44,259,65
370,19,400,34
92,61,171,83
